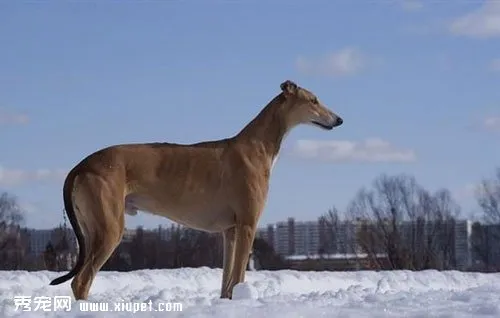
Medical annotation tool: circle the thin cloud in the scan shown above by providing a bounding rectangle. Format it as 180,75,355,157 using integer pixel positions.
296,48,368,77
448,0,500,38
453,182,491,202
483,116,500,132
490,58,500,72
19,201,40,215
290,138,416,163
453,183,480,201
0,109,29,125
398,0,423,12
0,166,67,186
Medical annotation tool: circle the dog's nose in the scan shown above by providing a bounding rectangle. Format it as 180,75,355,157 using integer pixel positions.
335,117,343,126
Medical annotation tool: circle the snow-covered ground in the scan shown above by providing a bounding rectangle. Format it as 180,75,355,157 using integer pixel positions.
1,267,500,317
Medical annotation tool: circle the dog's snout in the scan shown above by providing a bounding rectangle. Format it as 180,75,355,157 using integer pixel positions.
335,117,343,126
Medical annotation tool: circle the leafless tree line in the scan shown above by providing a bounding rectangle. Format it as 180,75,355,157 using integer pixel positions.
0,192,26,269
347,174,459,270
0,166,499,272
469,167,500,271
317,168,500,272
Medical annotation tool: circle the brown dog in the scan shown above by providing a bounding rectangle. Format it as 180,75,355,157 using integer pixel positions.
49,80,343,300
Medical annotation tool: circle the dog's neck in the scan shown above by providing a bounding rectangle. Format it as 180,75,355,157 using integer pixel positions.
235,94,293,161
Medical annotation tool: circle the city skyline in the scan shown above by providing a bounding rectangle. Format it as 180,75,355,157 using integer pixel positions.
25,215,476,254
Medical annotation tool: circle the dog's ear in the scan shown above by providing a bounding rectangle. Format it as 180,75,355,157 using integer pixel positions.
280,80,298,96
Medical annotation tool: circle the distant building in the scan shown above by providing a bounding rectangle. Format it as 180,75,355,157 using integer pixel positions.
470,223,500,269
273,218,293,255
293,221,320,256
336,220,363,254
454,220,473,269
27,229,53,257
257,217,475,270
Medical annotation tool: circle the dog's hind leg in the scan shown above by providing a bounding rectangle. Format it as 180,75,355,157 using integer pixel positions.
70,176,126,300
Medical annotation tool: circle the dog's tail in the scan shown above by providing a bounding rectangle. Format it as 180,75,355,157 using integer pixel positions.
49,171,86,286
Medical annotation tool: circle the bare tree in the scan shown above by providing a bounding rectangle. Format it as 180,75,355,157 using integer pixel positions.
472,167,500,270
130,226,146,269
346,174,460,270
470,221,491,271
417,188,460,269
318,207,340,255
347,174,420,269
0,192,26,269
52,224,72,271
476,168,500,224
43,241,57,271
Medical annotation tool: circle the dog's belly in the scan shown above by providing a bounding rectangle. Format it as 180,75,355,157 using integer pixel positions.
124,194,234,232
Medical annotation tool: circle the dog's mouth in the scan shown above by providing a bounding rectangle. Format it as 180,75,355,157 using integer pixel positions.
312,120,334,130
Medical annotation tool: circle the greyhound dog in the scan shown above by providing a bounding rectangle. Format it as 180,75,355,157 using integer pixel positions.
49,80,343,300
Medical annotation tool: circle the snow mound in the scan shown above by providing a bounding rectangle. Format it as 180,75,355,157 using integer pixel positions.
232,282,258,300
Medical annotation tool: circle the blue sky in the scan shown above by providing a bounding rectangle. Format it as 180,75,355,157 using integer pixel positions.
0,0,499,230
